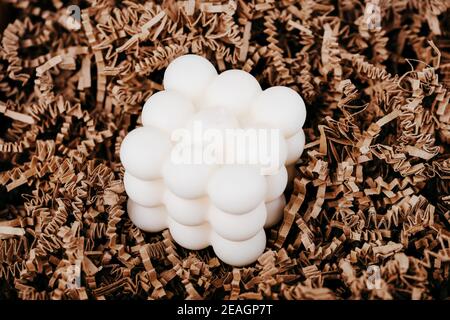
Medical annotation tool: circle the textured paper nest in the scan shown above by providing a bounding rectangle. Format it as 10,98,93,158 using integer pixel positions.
0,0,450,300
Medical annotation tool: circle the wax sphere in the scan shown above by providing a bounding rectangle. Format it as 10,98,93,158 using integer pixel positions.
141,90,195,134
201,70,262,116
250,86,306,138
123,172,165,207
163,160,216,199
209,203,267,241
168,218,210,250
264,195,286,228
127,200,168,232
163,54,218,105
120,126,171,180
207,165,267,215
211,229,266,266
285,129,305,165
164,191,209,226
265,166,288,202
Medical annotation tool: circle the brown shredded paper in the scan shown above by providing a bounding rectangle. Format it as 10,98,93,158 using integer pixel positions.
0,0,450,300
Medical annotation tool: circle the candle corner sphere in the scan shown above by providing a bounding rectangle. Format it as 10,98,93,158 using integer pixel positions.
141,90,195,133
127,200,168,233
207,165,267,215
120,126,171,180
211,229,266,267
250,86,307,138
163,54,218,105
200,69,262,116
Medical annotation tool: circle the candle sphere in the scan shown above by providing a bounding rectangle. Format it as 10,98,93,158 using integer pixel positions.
142,90,195,134
207,165,267,215
264,195,286,228
163,161,216,199
285,129,305,165
163,191,209,226
208,203,267,241
265,166,288,202
127,200,168,232
163,54,218,105
200,70,262,116
123,172,165,207
250,86,306,138
185,108,239,143
211,229,266,267
168,218,210,250
120,126,171,180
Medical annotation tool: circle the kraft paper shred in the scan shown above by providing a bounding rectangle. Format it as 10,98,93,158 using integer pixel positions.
0,0,450,300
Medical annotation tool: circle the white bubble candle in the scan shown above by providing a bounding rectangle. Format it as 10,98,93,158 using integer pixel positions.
120,54,306,266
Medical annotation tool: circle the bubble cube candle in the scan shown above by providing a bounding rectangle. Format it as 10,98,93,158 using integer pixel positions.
120,55,306,266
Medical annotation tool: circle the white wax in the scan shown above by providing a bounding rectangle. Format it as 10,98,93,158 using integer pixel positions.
142,90,195,134
200,70,262,116
265,166,288,202
207,165,267,215
168,218,210,250
120,126,171,180
211,229,266,267
123,172,165,207
264,195,286,228
163,160,216,199
250,86,306,138
163,54,218,105
163,191,209,226
285,129,305,165
184,108,239,145
243,127,288,175
208,202,267,241
127,200,168,232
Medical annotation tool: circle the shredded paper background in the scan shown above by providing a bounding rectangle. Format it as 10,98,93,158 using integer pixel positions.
0,0,450,300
